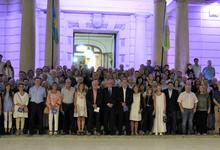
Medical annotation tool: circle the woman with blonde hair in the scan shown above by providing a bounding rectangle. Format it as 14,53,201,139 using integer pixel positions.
13,82,29,135
152,85,166,135
74,82,87,135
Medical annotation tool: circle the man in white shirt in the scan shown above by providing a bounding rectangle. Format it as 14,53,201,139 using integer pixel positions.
192,58,201,79
178,81,198,134
61,78,75,134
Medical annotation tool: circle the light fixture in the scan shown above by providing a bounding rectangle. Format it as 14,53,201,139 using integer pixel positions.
76,45,88,52
73,57,78,63
209,2,220,17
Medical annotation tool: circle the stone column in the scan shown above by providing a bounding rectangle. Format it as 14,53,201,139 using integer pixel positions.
153,0,167,66
20,0,35,72
135,13,147,69
175,0,189,72
45,0,60,67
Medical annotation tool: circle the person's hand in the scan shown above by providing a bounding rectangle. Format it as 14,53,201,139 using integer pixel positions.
208,109,211,114
193,108,196,113
180,108,184,113
152,110,155,115
107,103,113,108
93,104,97,109
139,109,142,114
122,102,126,107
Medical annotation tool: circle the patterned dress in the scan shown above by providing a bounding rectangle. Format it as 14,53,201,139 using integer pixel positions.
74,91,87,117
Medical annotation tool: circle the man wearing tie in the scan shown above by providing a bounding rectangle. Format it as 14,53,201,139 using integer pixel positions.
163,81,179,134
103,79,118,135
86,80,103,135
117,78,133,135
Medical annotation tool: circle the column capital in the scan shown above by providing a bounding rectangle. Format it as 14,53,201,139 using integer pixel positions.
176,0,188,3
154,0,166,3
135,12,152,18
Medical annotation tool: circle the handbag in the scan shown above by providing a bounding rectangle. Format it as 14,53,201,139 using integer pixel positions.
17,93,28,113
18,107,24,113
44,107,49,114
123,106,129,112
163,114,167,123
52,107,58,114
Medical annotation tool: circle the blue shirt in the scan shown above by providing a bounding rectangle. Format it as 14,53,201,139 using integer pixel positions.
202,66,215,81
29,86,46,104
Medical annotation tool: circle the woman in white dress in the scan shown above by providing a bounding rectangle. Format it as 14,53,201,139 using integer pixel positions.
13,82,29,135
130,85,143,135
74,82,87,135
153,84,166,135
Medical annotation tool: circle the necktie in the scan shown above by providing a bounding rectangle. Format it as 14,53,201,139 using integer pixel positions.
109,88,112,96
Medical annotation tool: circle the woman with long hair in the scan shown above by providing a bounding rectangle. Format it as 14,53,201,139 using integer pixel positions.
152,85,166,135
196,85,210,135
3,60,14,80
3,83,14,134
142,87,154,134
130,85,143,135
74,82,87,135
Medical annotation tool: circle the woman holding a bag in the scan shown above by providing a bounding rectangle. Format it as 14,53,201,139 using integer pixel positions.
46,82,61,135
13,82,29,135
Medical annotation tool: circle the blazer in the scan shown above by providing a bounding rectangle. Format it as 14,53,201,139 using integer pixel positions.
86,88,103,112
117,87,133,110
103,87,118,108
163,89,179,112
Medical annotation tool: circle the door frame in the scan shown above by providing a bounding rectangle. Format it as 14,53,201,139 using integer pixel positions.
73,30,118,68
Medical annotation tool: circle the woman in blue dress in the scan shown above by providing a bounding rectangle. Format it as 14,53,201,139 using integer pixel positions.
3,83,14,134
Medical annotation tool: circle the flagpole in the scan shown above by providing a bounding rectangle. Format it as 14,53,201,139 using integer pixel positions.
161,1,167,73
51,0,54,69
161,46,164,73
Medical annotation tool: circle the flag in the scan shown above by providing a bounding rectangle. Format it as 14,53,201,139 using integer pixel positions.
52,0,59,44
162,13,170,51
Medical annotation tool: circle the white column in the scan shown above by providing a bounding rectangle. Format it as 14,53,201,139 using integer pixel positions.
20,0,35,72
153,0,167,66
175,0,189,72
45,0,60,67
135,13,147,69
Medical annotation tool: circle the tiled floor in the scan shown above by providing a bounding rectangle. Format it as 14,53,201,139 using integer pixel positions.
0,135,219,150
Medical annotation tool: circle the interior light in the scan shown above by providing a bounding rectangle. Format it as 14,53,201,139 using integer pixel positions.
76,45,88,52
209,2,220,17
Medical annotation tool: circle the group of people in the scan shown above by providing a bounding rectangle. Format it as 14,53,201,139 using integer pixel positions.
0,54,220,136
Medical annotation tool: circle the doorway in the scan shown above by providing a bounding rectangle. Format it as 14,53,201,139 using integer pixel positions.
73,32,116,70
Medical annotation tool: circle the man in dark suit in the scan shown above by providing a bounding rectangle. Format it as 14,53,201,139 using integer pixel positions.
86,80,103,135
163,81,179,134
117,78,133,135
103,79,118,135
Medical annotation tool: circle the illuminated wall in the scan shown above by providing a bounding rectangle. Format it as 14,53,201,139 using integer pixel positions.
0,0,22,78
167,3,220,78
1,0,220,79
35,0,153,69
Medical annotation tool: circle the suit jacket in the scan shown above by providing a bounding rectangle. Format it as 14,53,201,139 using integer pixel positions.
86,88,103,112
117,87,133,110
103,87,118,109
163,89,179,113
